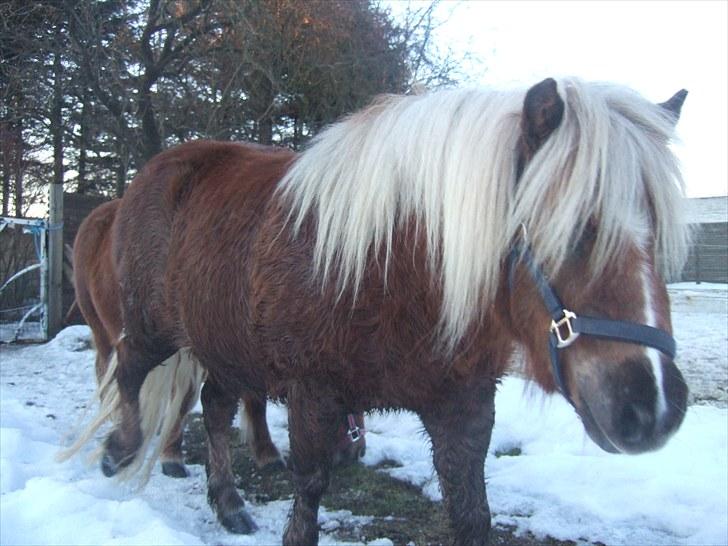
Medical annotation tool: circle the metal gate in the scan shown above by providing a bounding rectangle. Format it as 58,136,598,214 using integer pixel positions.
0,217,48,342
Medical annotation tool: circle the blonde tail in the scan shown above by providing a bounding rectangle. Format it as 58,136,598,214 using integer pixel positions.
239,402,250,445
57,350,122,463
58,348,205,487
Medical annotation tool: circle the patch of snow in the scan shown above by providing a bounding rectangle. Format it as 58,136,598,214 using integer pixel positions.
48,325,94,353
668,282,727,315
669,282,727,291
366,539,394,546
1,289,726,545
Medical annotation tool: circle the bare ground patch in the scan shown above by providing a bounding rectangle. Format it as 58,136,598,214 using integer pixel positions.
184,414,601,545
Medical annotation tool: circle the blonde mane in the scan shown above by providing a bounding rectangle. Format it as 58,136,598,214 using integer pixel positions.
279,78,690,347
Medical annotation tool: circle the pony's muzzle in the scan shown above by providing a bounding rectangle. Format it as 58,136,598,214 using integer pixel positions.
574,355,688,454
617,397,657,449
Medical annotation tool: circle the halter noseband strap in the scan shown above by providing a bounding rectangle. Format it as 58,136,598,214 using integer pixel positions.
509,244,676,405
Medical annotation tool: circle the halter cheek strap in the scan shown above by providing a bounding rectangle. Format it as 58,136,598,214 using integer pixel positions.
509,245,676,406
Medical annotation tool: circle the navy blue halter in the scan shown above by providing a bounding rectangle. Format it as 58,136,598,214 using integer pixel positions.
508,243,676,405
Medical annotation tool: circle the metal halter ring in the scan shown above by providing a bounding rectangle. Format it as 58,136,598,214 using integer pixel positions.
346,414,363,443
550,310,580,348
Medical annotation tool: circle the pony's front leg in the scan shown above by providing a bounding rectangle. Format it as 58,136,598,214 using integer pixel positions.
201,379,258,534
283,382,338,546
420,381,497,546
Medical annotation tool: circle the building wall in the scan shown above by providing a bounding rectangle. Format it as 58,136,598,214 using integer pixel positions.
680,222,728,283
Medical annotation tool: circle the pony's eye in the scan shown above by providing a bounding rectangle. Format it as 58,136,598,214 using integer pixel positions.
573,223,597,258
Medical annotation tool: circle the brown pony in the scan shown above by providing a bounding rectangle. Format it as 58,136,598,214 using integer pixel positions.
69,199,366,483
73,78,691,545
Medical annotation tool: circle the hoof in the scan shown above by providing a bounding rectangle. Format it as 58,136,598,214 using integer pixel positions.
162,461,190,478
220,508,258,534
260,457,287,474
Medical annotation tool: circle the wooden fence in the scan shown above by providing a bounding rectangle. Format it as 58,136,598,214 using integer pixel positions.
61,193,108,323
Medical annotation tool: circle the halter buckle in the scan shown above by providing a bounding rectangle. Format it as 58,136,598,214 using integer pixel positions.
346,414,363,443
550,310,579,348
348,426,362,442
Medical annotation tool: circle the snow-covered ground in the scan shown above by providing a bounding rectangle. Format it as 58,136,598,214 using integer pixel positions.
1,283,726,546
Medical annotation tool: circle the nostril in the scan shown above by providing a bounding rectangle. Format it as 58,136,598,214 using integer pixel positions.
618,402,656,446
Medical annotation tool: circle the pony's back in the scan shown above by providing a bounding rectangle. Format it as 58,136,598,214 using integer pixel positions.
113,140,296,354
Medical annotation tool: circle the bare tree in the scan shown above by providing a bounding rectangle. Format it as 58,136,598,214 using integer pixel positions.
1,1,66,216
2,0,466,206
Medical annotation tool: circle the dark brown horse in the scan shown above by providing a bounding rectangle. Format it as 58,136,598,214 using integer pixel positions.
74,78,691,544
69,199,365,484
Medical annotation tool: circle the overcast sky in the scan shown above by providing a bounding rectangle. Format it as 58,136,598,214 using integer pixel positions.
392,0,727,198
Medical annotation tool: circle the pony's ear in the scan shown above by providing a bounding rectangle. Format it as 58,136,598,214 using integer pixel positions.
516,78,565,179
659,89,688,122
521,78,565,156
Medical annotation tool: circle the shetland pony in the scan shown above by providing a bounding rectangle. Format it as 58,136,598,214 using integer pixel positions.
67,199,365,484
74,78,690,545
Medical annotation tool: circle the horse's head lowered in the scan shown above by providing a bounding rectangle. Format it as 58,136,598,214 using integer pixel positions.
508,78,690,454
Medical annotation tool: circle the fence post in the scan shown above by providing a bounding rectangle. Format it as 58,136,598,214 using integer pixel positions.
48,185,63,337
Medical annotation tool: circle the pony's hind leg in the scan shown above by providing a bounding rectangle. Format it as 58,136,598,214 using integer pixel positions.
160,433,188,478
283,382,339,546
241,394,284,470
201,378,257,534
161,380,198,478
101,338,172,477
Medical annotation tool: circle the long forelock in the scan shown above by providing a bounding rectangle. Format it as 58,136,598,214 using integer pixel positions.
278,79,690,348
511,79,691,282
